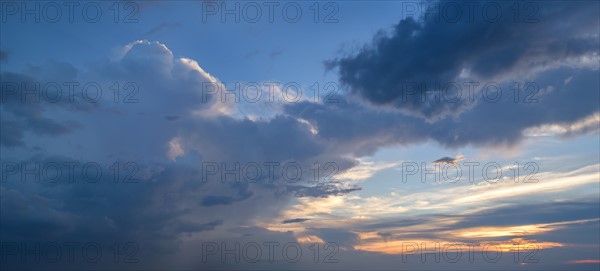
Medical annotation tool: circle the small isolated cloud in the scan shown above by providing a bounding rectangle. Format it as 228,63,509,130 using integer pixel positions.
432,154,464,165
282,218,310,224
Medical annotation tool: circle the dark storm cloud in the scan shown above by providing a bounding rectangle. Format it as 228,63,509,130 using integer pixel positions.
327,1,599,119
0,157,236,268
0,154,285,256
286,67,599,150
281,2,600,151
0,40,368,269
0,156,206,243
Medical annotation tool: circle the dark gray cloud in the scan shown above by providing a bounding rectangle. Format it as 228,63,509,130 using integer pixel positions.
433,156,460,165
286,67,599,150
0,154,288,254
327,1,599,119
282,218,310,224
287,183,362,198
282,2,599,152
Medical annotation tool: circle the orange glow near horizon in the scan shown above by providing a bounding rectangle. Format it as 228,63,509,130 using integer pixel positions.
354,237,562,255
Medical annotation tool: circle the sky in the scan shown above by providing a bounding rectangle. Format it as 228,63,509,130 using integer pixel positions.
0,0,599,270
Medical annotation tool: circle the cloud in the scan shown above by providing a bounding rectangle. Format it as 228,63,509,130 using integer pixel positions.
0,70,85,147
200,195,243,206
3,32,598,268
524,112,600,138
287,183,362,198
174,220,223,234
433,154,464,165
200,183,253,206
336,159,401,181
282,1,600,152
305,228,359,248
0,40,370,268
286,66,599,151
265,165,599,248
0,119,24,147
282,218,310,224
327,1,599,119
269,196,599,258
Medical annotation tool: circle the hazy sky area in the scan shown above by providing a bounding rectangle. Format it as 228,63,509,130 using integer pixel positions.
1,1,599,270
